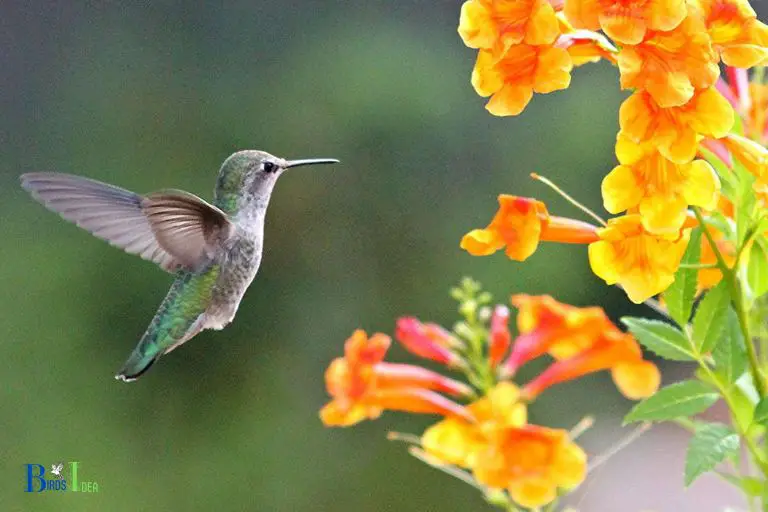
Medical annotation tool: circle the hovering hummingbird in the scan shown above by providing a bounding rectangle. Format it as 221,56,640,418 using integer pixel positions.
21,150,338,382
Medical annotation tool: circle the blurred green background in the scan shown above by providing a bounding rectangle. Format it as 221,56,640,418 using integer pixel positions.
2,2,749,511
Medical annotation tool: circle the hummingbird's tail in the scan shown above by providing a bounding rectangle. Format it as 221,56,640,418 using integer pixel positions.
115,349,161,382
114,272,210,382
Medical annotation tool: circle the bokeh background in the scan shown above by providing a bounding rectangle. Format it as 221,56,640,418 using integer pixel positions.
2,2,761,511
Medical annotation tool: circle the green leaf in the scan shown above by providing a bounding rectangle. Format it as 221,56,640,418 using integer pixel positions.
754,397,768,427
664,228,702,326
712,308,747,387
692,282,730,354
624,380,719,424
684,423,740,486
621,317,695,361
747,239,768,299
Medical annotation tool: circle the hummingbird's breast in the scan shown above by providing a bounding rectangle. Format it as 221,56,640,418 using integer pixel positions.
204,233,263,330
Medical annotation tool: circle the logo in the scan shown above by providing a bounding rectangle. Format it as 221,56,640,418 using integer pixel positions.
25,462,99,493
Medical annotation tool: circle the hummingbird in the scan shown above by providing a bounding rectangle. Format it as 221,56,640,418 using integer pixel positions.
21,150,338,382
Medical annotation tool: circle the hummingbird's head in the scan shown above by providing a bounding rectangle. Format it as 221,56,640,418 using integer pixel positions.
215,150,338,213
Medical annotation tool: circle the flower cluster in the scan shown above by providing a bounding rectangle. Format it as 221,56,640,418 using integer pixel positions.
320,280,659,509
458,0,768,304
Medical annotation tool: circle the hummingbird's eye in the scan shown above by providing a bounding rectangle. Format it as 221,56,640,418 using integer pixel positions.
262,161,277,173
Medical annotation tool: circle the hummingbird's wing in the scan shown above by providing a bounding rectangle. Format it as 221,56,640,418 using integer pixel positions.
21,173,234,271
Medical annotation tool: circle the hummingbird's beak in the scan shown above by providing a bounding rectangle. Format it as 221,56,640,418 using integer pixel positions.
284,158,340,169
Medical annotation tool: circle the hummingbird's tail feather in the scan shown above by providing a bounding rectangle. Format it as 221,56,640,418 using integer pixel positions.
115,351,161,382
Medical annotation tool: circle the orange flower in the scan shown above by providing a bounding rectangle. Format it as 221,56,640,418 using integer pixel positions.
459,0,561,51
618,88,735,164
320,330,472,426
472,44,573,116
588,214,694,303
556,13,619,65
564,0,687,45
489,305,512,368
461,195,599,261
501,295,611,376
602,142,720,235
746,81,768,142
721,132,768,178
617,13,719,108
696,0,768,68
396,317,466,368
523,329,661,399
473,425,587,508
423,383,585,509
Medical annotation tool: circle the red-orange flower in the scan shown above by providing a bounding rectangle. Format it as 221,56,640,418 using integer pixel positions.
461,195,599,261
459,0,561,51
618,88,735,164
472,44,573,116
696,0,768,67
396,317,466,368
320,330,473,426
523,328,661,399
501,295,611,376
489,305,512,368
564,0,687,45
588,214,695,303
617,12,719,108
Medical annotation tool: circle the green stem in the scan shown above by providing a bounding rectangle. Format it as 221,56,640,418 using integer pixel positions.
693,207,765,398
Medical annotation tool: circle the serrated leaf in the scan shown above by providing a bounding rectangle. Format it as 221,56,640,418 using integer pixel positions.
748,240,768,299
664,228,702,326
621,317,695,361
692,282,730,354
684,423,740,486
624,380,719,424
754,397,768,427
712,308,746,387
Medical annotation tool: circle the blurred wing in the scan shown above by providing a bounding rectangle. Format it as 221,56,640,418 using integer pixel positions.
21,173,233,271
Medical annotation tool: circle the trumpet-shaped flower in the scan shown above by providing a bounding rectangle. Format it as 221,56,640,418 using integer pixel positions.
602,142,720,234
588,214,693,303
721,132,768,178
459,0,561,51
696,0,768,67
396,317,466,368
619,88,735,164
556,14,619,65
461,195,599,261
320,330,472,426
423,383,584,508
501,295,611,376
523,329,661,399
489,305,512,368
472,44,573,116
564,0,687,45
617,13,719,108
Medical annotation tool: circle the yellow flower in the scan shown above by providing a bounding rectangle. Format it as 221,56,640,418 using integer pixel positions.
461,195,599,261
472,44,573,116
588,214,693,303
459,0,561,51
602,141,720,235
617,12,719,108
618,88,734,164
423,383,585,508
696,0,768,67
564,0,687,45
